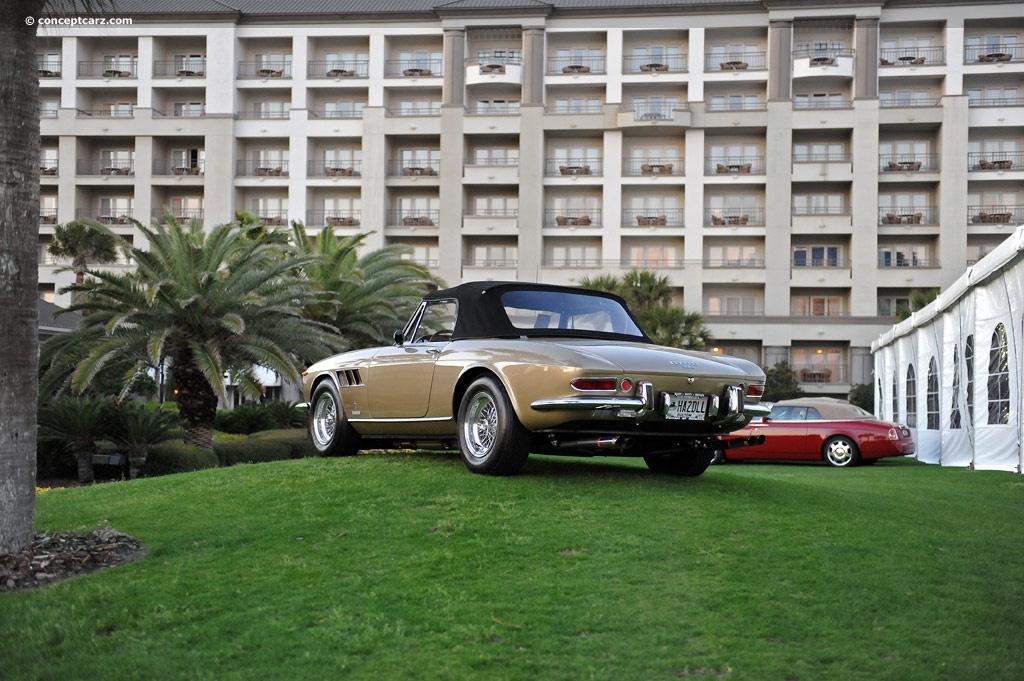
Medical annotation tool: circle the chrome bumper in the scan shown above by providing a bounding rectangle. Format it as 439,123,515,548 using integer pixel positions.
531,382,750,428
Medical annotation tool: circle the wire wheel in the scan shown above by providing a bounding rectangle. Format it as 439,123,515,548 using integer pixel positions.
457,376,530,476
311,389,337,449
462,391,498,463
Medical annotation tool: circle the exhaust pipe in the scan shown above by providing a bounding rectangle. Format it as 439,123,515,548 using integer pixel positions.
554,436,628,452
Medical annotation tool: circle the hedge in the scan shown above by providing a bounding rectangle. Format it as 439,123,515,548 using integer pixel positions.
212,438,291,467
145,441,219,477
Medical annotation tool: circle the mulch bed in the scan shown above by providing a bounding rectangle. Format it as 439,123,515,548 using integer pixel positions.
0,526,145,593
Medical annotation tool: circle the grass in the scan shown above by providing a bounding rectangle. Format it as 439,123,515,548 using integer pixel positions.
3,453,1024,680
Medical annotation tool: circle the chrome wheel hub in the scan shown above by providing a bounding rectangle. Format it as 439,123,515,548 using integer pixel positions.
463,392,498,461
312,393,337,446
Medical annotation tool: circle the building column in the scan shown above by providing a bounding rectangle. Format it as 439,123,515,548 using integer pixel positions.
768,20,792,101
443,28,465,107
522,27,544,106
854,18,879,100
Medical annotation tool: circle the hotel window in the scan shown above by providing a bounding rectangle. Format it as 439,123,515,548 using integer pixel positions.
878,244,927,268
477,48,522,63
551,144,600,169
880,89,932,106
631,95,679,118
794,41,845,57
101,102,134,117
629,145,680,163
791,295,843,317
707,194,758,216
99,196,133,217
472,244,518,266
550,195,600,213
793,245,840,267
325,51,368,76
171,148,204,171
879,140,929,158
397,99,441,115
251,197,287,213
880,37,933,52
323,196,360,215
253,101,290,118
174,53,205,72
793,193,844,214
552,96,602,114
709,143,758,163
628,245,680,267
708,94,759,111
255,52,292,74
399,50,441,71
402,244,440,266
705,295,761,316
102,53,137,74
39,52,61,70
323,100,365,118
708,244,760,266
549,244,600,266
967,87,1019,105
325,149,360,166
173,102,204,117
709,43,759,62
169,196,203,218
553,47,604,70
475,99,520,114
877,295,910,317
471,147,519,165
470,195,518,216
794,142,845,162
625,194,680,212
794,92,844,109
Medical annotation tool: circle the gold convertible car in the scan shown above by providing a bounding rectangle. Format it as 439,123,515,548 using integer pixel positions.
303,282,767,476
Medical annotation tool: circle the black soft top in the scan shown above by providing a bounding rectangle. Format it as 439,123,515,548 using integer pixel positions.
424,281,652,343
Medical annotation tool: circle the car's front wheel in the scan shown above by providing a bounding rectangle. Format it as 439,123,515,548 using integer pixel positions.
457,376,530,476
309,380,361,457
644,448,714,477
823,435,861,467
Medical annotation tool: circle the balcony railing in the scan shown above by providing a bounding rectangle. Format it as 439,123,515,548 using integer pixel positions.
969,96,1024,108
163,209,205,222
238,62,292,78
543,258,604,268
78,61,137,78
468,56,522,73
704,258,765,268
153,106,207,118
39,209,58,225
37,60,62,77
968,151,1021,171
879,154,939,173
792,205,851,217
545,209,601,227
308,160,362,177
794,98,852,110
624,103,682,121
308,107,365,119
880,97,941,108
792,364,849,384
547,56,606,74
968,205,1020,224
622,158,682,176
467,103,521,115
622,54,687,73
706,208,764,225
878,207,938,224
384,60,442,77
703,306,765,317
76,159,135,176
706,157,765,175
793,257,852,268
793,48,855,61
965,44,1023,63
706,100,768,113
877,257,940,268
252,210,290,226
306,209,361,227
386,106,441,117
545,158,603,176
236,160,290,177
76,107,134,118
465,156,519,167
153,159,205,176
547,102,604,115
39,162,59,176
793,152,852,163
76,208,135,224
706,52,767,71
388,209,439,227
154,59,207,77
236,108,291,120
464,258,519,268
464,207,519,218
307,60,369,78
879,46,945,66
622,208,683,227
388,159,440,176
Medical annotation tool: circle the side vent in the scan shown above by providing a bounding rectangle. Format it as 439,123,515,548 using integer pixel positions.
336,369,363,387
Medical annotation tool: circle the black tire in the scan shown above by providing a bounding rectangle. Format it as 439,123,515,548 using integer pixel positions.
644,449,714,477
457,376,530,476
309,380,361,457
823,435,861,467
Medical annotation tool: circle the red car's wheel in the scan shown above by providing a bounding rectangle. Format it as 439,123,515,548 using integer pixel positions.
457,376,530,476
309,380,361,457
823,435,861,467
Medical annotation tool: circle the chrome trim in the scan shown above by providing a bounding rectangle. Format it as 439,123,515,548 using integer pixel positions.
531,396,648,411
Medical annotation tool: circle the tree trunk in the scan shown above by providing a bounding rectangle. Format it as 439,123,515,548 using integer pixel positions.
0,0,45,555
173,354,219,453
75,443,96,484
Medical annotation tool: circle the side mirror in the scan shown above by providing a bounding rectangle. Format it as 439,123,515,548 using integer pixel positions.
393,329,404,346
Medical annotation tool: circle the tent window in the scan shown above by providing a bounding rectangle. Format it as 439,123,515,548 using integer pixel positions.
877,378,883,416
926,357,939,429
950,344,962,429
892,372,899,423
988,323,1010,424
965,335,975,424
906,364,917,427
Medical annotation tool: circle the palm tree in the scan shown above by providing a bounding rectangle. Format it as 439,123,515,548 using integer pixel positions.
642,306,713,350
54,216,344,452
38,396,112,484
292,224,441,348
108,404,180,480
47,219,119,285
0,0,46,554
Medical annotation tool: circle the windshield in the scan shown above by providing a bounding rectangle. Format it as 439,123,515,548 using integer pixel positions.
499,290,645,337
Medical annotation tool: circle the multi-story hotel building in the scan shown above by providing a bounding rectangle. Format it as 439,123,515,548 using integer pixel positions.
36,0,1024,396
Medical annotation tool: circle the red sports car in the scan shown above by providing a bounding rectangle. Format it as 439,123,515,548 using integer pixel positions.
718,397,915,467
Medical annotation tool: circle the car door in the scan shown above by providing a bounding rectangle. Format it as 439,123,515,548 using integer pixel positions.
743,406,813,459
365,300,457,418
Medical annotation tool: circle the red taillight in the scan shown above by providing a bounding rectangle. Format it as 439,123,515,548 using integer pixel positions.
570,377,618,392
620,378,633,392
746,384,765,398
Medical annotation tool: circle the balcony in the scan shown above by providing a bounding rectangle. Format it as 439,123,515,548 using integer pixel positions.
388,159,440,177
307,60,368,78
306,209,361,228
37,59,62,77
238,62,292,79
623,103,681,121
794,98,852,110
706,52,767,71
76,107,134,118
623,54,687,73
968,96,1024,108
308,107,365,119
546,56,606,75
623,158,682,176
879,154,939,173
154,59,207,77
879,46,945,66
236,160,290,177
466,57,523,86
463,207,519,234
877,256,940,269
705,157,765,175
968,205,1019,225
76,159,135,176
545,159,602,176
622,208,683,227
545,209,600,227
153,159,205,176
253,209,289,226
880,96,941,108
39,162,58,176
793,364,848,384
76,208,135,224
793,50,855,79
878,207,938,225
384,60,442,77
467,102,520,116
308,160,361,177
386,105,441,117
965,44,1023,64
387,209,439,227
968,152,1021,171
39,209,58,225
78,61,137,78
705,208,764,226
163,209,205,223
792,257,852,269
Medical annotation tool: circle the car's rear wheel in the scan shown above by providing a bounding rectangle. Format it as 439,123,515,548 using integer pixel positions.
644,448,714,477
823,435,860,467
457,376,530,476
309,380,361,457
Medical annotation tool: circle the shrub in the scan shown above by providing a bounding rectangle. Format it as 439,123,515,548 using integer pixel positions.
214,402,274,434
247,428,317,459
36,437,75,480
213,438,291,467
144,441,219,477
263,400,307,429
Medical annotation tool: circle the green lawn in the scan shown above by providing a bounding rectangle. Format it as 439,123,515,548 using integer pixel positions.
3,454,1023,680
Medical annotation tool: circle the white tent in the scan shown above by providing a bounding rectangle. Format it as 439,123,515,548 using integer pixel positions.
872,226,1024,473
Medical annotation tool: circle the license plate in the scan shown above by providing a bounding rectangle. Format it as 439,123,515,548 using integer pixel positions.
665,392,709,421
